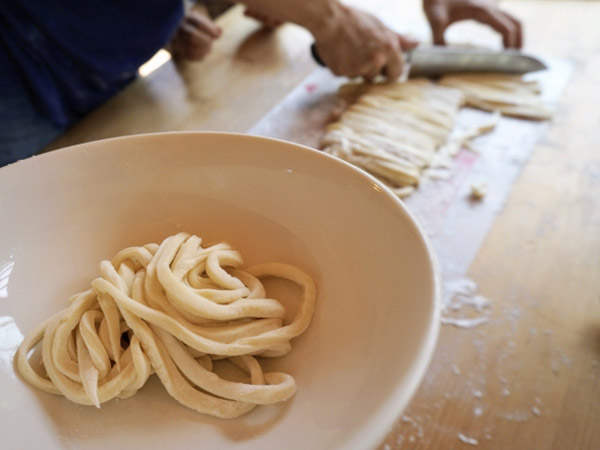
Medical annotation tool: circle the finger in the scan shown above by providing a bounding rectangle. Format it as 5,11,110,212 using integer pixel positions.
179,22,214,60
398,34,419,51
504,12,523,48
494,12,519,49
424,3,449,45
467,9,519,48
363,51,388,82
384,46,404,80
186,12,222,38
181,22,214,46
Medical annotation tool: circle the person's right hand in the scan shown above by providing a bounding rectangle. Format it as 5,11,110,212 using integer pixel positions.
312,4,418,81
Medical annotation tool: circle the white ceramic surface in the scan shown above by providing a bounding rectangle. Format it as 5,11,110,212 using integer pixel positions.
0,132,440,449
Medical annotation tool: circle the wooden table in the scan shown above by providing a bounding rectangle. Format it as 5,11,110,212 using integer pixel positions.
44,1,600,448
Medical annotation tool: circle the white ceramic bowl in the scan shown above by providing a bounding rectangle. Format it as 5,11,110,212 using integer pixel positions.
0,132,439,449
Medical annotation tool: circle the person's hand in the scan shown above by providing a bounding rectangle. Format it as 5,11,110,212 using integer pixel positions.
312,4,418,81
423,0,522,48
236,0,417,80
168,11,222,61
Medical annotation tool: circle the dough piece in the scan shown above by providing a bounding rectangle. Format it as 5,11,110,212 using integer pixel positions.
470,182,488,200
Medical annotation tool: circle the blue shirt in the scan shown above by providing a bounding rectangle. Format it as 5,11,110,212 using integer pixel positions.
0,0,184,127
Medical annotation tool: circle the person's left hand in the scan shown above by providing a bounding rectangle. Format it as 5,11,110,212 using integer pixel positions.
169,11,222,61
423,0,522,48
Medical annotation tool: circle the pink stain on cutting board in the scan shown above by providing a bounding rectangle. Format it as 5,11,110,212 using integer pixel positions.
305,83,318,93
455,148,479,168
449,149,480,192
438,148,481,215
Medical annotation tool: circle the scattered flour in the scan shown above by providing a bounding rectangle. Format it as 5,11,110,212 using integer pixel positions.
441,316,489,328
441,278,492,329
458,433,479,445
401,415,424,438
451,363,461,375
401,415,414,424
500,411,530,422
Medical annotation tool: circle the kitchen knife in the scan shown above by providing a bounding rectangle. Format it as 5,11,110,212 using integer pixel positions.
310,44,547,77
407,46,546,76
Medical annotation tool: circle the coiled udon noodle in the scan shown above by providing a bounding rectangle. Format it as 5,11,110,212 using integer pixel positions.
15,232,316,418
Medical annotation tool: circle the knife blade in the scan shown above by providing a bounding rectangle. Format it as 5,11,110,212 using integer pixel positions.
408,46,547,77
310,44,546,77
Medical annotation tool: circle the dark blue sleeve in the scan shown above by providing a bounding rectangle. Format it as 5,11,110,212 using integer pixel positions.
0,0,184,126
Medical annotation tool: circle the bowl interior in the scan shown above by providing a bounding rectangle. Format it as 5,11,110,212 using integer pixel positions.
0,132,439,449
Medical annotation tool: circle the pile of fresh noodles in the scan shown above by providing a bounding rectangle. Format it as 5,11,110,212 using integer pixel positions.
15,232,316,418
321,74,553,198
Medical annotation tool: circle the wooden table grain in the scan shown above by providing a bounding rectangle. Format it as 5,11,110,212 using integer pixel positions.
43,2,600,449
380,2,600,449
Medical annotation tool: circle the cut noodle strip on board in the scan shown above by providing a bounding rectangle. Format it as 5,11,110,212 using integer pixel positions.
321,79,465,194
15,232,316,418
438,73,555,120
321,74,553,198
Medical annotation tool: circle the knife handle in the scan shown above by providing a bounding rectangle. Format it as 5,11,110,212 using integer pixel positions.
310,43,326,67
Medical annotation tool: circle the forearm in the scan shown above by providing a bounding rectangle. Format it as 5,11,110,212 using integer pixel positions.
237,0,417,80
235,0,341,38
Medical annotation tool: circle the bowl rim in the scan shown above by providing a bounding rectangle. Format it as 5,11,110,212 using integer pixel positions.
2,131,441,449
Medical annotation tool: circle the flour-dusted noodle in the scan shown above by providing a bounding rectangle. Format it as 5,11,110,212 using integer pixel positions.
321,74,553,198
321,79,465,192
15,232,316,418
438,74,554,120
